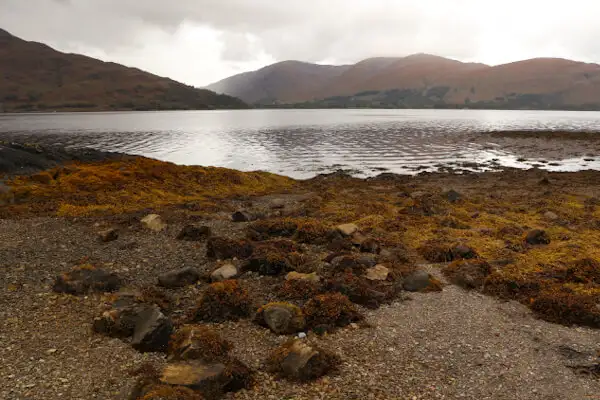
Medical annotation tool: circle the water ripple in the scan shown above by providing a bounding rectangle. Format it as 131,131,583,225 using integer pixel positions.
1,109,600,178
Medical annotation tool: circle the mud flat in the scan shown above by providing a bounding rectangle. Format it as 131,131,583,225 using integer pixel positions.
1,143,600,399
469,130,600,162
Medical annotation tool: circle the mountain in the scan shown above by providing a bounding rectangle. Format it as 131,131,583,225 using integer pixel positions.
0,29,246,112
207,54,600,110
206,60,350,104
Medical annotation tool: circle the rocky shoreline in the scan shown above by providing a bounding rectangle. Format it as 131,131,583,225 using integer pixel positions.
1,144,600,399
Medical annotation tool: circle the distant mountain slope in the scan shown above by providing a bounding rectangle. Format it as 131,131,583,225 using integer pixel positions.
207,60,349,104
207,53,600,110
0,29,247,112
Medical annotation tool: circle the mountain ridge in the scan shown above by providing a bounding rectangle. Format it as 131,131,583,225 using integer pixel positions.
206,54,600,110
0,29,247,112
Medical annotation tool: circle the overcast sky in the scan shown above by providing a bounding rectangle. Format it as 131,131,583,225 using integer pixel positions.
1,0,599,87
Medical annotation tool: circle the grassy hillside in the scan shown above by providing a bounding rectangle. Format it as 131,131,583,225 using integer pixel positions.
0,29,247,112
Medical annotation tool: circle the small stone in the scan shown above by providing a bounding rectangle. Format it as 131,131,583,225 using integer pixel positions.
336,223,359,237
365,265,389,281
131,306,173,353
45,348,58,354
0,182,14,205
285,271,320,283
270,199,286,209
525,229,551,245
158,267,200,288
543,211,558,221
177,225,211,241
210,264,239,282
141,214,167,232
231,211,254,222
403,270,432,292
360,238,381,254
298,332,307,339
443,189,462,203
452,244,478,260
98,228,119,243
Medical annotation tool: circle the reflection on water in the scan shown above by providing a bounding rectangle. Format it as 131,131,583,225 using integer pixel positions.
1,109,599,178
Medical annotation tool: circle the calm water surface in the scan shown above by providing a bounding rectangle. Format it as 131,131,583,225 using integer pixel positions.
1,109,600,178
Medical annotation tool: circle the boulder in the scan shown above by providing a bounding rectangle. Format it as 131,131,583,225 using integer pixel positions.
403,270,434,292
98,228,119,243
285,271,320,283
267,339,340,381
177,225,211,241
53,265,121,295
141,214,167,232
158,267,201,289
525,229,551,245
365,265,389,281
131,305,173,353
255,303,305,335
210,263,239,282
336,223,359,237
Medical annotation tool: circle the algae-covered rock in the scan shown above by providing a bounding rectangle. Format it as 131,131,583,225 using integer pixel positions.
266,339,340,381
53,264,121,295
191,280,252,322
177,225,211,241
255,302,305,334
168,325,233,362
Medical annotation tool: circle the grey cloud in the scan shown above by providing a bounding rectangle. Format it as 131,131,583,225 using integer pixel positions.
1,0,600,86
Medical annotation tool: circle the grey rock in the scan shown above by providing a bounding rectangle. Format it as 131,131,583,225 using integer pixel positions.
158,267,200,288
403,270,432,292
131,305,173,353
261,304,305,335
